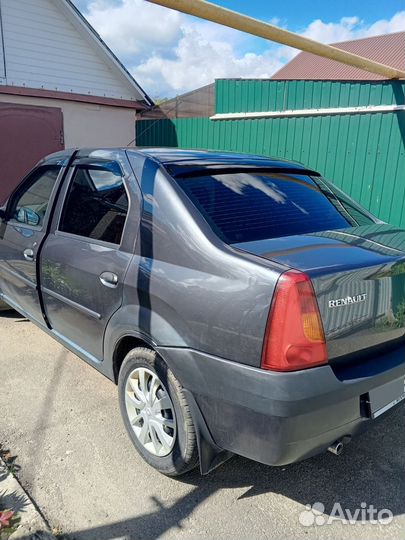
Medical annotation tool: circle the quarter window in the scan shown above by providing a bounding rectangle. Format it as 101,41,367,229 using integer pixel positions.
59,163,128,245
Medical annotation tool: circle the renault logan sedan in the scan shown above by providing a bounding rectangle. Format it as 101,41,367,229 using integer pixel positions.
0,148,404,475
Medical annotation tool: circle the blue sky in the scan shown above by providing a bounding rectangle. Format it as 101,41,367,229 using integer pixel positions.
72,0,405,98
216,0,405,52
213,0,404,26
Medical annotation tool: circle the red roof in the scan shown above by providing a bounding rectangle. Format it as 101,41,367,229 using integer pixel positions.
272,32,405,80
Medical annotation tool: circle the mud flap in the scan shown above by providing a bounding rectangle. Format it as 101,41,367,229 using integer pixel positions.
183,389,234,475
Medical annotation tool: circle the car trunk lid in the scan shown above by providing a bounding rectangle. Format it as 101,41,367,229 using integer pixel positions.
233,224,405,362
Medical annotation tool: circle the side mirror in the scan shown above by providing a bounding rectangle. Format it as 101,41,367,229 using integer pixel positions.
16,207,40,227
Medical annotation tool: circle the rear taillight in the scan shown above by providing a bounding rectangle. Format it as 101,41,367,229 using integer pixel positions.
261,270,327,371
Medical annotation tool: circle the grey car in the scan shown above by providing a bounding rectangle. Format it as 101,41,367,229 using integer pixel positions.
0,148,404,476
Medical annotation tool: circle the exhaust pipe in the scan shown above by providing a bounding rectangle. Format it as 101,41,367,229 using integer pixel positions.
328,440,344,456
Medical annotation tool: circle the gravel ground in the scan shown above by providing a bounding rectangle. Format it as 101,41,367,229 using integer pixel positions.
0,310,404,540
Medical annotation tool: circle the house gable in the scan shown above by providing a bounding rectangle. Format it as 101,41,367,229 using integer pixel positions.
0,0,150,103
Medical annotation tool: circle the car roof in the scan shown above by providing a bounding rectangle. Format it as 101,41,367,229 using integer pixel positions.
135,147,302,167
132,148,320,177
41,147,320,176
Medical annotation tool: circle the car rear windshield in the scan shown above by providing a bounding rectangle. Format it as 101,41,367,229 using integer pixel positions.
175,172,374,244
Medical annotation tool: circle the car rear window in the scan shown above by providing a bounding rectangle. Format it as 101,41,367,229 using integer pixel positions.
175,172,359,244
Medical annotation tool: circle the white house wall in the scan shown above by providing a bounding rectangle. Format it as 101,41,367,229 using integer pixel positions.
0,93,136,147
0,0,142,101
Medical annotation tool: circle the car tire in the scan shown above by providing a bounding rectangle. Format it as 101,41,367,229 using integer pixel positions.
118,347,199,476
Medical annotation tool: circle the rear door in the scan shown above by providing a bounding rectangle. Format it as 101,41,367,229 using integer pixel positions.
0,164,63,323
40,153,139,363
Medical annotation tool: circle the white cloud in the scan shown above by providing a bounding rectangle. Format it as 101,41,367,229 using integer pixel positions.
132,27,285,95
301,16,362,43
80,1,405,98
362,11,405,36
85,0,182,58
300,11,405,43
273,11,405,69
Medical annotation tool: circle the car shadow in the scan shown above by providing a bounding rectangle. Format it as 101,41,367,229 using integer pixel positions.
15,404,402,540
0,308,27,320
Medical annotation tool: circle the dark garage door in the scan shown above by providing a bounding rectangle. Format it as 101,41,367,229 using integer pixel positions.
0,103,64,203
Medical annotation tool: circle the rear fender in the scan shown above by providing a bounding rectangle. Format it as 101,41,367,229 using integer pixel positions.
103,303,187,376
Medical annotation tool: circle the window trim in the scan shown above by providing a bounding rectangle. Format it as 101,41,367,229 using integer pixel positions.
7,165,62,231
56,163,130,248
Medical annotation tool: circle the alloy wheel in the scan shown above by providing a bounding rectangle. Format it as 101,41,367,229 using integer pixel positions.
124,367,176,457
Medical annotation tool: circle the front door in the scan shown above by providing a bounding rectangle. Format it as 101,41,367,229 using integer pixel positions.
40,158,133,362
0,165,63,323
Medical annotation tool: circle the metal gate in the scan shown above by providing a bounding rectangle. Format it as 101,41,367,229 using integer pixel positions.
0,102,64,203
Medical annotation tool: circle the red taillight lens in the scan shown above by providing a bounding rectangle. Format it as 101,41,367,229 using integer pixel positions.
261,270,327,371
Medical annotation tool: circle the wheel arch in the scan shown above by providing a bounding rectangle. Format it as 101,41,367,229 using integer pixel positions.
112,333,155,384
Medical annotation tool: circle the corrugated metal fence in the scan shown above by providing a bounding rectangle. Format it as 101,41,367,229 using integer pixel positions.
136,80,405,228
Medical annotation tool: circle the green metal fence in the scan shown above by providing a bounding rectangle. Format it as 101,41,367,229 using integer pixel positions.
215,79,405,112
136,80,405,228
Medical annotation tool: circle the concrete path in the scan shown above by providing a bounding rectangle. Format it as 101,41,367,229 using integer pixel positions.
0,311,404,540
0,456,54,539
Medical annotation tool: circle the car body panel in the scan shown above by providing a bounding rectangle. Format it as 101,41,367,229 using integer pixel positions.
40,232,133,362
0,220,48,324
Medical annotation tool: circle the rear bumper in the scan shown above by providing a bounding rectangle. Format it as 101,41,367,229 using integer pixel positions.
158,345,405,466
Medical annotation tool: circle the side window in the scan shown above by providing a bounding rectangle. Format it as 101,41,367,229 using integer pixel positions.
10,167,60,227
59,162,128,245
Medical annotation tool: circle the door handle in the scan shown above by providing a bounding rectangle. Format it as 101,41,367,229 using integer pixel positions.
23,248,35,262
99,271,119,288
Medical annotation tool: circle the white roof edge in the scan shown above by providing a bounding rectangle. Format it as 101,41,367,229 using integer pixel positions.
60,0,154,106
